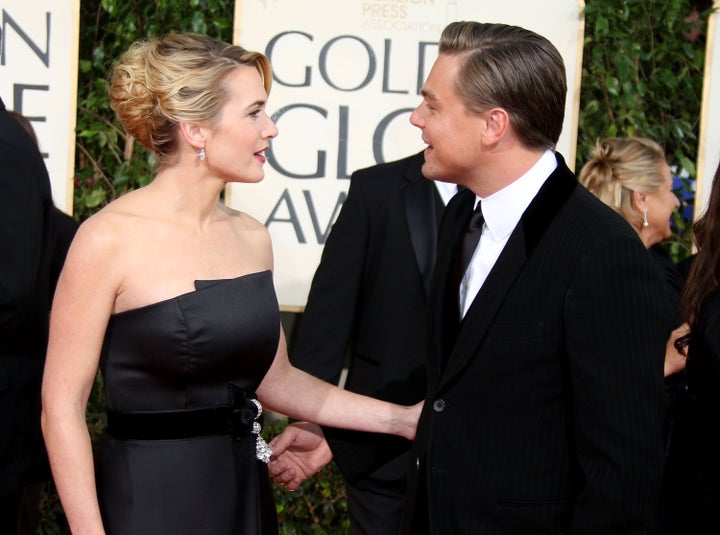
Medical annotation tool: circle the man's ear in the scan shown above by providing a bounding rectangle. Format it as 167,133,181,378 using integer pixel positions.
482,108,509,144
178,122,207,151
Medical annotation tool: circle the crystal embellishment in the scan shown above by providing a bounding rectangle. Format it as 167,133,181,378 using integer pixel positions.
250,398,272,463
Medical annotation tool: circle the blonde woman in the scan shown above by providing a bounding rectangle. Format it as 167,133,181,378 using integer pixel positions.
579,137,680,249
40,34,419,535
579,137,686,376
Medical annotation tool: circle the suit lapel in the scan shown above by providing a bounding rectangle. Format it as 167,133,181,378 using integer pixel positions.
440,226,527,386
402,156,439,296
437,155,578,388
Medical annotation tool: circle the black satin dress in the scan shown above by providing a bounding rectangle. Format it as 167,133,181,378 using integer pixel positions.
97,271,280,534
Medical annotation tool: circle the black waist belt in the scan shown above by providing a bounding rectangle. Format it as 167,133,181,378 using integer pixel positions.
106,384,262,441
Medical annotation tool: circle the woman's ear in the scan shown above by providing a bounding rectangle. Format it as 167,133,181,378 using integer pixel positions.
631,189,647,211
178,122,207,151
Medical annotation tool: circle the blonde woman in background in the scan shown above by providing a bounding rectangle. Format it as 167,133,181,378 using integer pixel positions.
579,137,679,249
579,137,685,376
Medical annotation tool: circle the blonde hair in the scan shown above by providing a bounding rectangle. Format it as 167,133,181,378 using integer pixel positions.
578,137,667,229
108,33,271,164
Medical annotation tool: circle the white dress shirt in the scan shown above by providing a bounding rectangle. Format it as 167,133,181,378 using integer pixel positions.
434,179,459,206
459,150,558,317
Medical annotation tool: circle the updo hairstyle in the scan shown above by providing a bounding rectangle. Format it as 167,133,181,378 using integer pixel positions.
578,137,667,229
108,33,271,164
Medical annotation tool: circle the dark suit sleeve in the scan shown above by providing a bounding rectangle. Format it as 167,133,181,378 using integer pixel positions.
565,234,666,532
0,108,52,327
291,171,370,384
649,243,684,329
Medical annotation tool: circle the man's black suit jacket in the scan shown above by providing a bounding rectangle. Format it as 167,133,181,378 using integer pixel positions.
0,97,55,494
407,154,667,534
292,151,442,481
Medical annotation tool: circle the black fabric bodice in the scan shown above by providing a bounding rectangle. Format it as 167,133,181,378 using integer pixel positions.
96,271,281,534
100,271,279,411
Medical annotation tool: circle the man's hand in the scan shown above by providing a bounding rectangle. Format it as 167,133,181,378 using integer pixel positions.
268,422,333,491
665,323,690,377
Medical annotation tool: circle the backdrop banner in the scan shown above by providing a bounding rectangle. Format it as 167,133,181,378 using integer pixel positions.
0,1,80,214
697,0,720,219
231,0,585,309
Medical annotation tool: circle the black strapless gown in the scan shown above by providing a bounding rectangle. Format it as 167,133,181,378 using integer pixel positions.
97,271,280,534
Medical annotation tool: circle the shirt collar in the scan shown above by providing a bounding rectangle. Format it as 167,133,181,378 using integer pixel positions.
476,149,557,242
434,179,459,206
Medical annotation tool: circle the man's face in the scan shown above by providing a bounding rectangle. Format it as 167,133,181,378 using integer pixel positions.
410,54,486,186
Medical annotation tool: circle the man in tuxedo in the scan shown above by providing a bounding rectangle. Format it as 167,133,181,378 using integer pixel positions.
0,95,55,532
0,94,52,534
270,21,666,533
290,152,456,534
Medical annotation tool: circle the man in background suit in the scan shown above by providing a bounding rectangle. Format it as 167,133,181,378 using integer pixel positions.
7,110,79,299
3,109,79,534
290,151,456,534
271,21,667,534
0,95,55,533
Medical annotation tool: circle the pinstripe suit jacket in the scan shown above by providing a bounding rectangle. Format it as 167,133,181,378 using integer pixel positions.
406,154,666,534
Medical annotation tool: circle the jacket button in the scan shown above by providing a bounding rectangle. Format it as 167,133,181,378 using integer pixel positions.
432,399,446,412
416,457,420,470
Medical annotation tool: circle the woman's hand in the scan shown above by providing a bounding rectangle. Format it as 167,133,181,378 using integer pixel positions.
665,323,690,377
268,422,333,491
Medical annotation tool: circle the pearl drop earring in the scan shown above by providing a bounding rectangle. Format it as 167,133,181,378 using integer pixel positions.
197,147,206,161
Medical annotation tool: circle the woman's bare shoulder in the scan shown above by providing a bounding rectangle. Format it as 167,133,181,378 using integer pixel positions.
222,204,270,238
220,205,273,268
70,191,154,261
